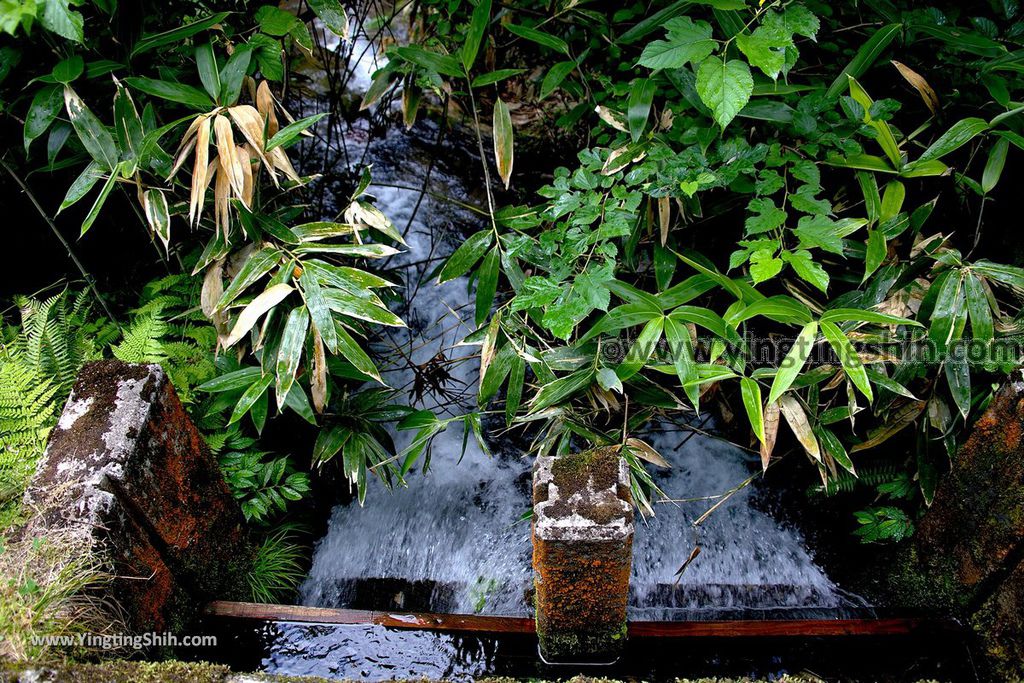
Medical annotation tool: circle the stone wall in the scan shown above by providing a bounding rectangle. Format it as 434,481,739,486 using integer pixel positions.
19,360,253,634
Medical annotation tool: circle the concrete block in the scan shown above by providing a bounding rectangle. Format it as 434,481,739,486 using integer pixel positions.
532,446,633,662
20,360,252,633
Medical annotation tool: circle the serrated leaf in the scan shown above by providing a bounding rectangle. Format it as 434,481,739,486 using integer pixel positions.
696,56,753,129
637,17,714,71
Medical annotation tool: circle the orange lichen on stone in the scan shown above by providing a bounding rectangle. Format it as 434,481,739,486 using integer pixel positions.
532,447,633,662
21,360,252,635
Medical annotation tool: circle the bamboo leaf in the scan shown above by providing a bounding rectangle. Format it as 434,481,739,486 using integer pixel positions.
820,319,872,402
438,230,493,282
740,377,765,443
132,12,230,57
461,0,491,72
825,23,902,99
223,283,294,347
475,247,500,327
63,86,118,171
779,394,821,462
767,321,818,404
275,306,310,409
627,77,656,142
493,97,514,189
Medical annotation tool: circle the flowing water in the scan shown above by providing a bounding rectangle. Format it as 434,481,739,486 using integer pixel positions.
256,16,870,679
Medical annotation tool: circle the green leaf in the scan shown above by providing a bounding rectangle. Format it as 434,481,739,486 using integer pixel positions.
749,249,784,283
480,343,516,403
59,161,102,213
63,87,119,171
334,323,381,381
308,0,348,38
461,0,491,72
928,270,965,349
80,171,117,237
637,17,714,71
276,306,310,409
945,355,970,419
529,367,595,413
815,425,855,475
825,23,902,99
323,290,405,327
493,97,513,188
767,320,817,404
696,56,753,129
24,86,62,154
195,42,221,101
219,45,253,105
982,137,1009,194
438,230,492,283
124,77,214,110
198,366,263,392
740,377,765,443
300,268,339,353
864,229,886,282
664,316,698,408
394,45,464,78
51,55,83,84
618,0,695,45
40,0,84,42
820,319,872,402
736,28,788,80
475,247,500,327
504,355,525,426
973,260,1024,289
918,117,989,163
265,113,327,152
229,372,274,425
472,69,525,87
964,272,993,342
216,248,283,312
505,23,569,55
627,78,655,142
744,198,787,235
132,13,229,57
782,250,829,292
820,308,920,326
847,76,902,169
256,5,298,36
616,316,664,380
540,61,576,99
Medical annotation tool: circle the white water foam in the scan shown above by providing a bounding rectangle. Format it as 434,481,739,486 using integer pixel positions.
296,25,854,620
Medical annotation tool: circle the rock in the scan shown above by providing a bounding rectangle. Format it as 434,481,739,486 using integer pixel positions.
894,372,1024,679
532,446,633,663
20,360,253,634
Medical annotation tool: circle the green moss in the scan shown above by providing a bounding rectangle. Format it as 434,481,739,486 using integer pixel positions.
0,660,336,683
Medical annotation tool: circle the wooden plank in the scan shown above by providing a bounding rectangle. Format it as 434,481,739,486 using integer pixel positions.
204,601,535,634
204,601,957,639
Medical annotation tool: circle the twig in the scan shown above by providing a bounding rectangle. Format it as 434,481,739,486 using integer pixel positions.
1,155,119,326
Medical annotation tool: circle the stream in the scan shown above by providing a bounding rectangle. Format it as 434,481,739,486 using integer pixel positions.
253,14,870,679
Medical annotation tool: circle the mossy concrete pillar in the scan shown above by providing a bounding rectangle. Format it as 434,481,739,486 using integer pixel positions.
532,446,633,663
20,360,253,634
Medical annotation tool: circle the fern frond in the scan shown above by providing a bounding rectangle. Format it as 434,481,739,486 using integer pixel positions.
111,313,168,364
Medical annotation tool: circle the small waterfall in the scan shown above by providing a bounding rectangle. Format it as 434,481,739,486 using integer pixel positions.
293,16,857,620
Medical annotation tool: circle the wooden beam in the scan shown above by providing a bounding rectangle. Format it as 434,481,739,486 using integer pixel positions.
204,601,958,638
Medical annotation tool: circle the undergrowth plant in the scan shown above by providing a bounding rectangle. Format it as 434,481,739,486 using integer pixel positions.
388,0,1024,538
